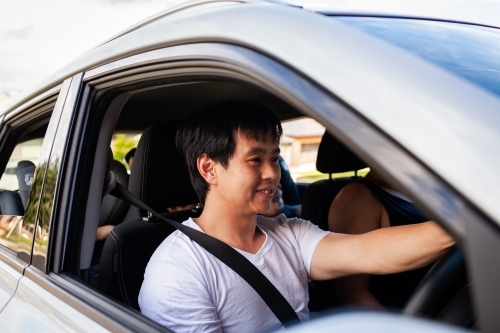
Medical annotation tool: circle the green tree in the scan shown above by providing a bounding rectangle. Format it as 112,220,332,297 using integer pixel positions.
111,134,139,169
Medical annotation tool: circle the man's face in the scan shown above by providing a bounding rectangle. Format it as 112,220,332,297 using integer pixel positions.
213,131,281,216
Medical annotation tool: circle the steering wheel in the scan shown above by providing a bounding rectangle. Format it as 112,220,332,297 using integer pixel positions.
402,246,473,328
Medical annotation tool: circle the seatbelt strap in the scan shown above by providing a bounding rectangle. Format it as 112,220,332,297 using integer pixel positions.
109,182,300,327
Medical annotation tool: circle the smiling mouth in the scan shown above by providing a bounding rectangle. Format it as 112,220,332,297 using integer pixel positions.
258,189,274,195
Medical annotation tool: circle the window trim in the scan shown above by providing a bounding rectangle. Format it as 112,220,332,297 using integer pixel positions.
0,88,60,264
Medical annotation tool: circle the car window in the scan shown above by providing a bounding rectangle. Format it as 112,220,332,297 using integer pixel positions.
110,133,141,172
333,17,500,98
281,117,324,183
0,135,45,252
0,139,42,191
281,118,368,183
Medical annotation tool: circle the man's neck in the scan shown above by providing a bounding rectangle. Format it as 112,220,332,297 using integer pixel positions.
195,198,265,254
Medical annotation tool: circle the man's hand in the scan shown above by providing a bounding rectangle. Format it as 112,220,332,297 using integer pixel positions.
310,221,454,280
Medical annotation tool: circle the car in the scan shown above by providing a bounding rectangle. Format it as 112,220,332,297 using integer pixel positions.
0,0,499,331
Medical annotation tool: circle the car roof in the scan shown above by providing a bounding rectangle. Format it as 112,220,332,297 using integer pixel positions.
2,0,500,227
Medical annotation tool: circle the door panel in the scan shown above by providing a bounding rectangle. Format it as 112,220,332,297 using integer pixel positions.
0,260,22,312
0,276,108,332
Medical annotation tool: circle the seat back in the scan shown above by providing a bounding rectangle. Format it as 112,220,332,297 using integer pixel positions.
99,160,130,227
0,191,24,216
301,132,367,230
128,121,199,214
97,121,200,310
0,160,35,216
92,159,131,264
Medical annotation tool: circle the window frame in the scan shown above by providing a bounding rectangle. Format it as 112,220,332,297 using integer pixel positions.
0,86,60,265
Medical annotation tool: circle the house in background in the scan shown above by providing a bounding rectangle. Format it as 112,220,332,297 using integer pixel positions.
280,118,325,183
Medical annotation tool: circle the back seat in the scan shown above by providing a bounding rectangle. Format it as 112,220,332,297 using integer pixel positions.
97,121,200,310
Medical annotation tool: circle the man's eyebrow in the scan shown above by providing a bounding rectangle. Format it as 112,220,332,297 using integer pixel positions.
246,147,281,155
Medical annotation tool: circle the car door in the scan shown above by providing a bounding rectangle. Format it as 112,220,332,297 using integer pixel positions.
0,83,62,315
0,77,114,332
41,40,481,332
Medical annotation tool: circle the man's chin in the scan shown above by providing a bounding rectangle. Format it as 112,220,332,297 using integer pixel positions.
257,204,272,215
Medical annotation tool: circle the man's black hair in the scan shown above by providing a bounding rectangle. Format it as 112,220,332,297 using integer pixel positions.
176,100,283,204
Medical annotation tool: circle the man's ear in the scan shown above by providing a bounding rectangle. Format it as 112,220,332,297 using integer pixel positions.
197,154,217,185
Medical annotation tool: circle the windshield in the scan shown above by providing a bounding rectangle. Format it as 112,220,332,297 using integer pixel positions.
332,16,500,98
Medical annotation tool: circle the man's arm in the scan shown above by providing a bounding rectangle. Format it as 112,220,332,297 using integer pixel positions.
310,221,454,280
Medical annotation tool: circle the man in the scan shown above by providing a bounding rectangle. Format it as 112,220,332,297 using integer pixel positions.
139,100,453,333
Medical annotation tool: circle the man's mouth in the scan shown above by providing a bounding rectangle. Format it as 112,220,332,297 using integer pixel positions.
258,189,274,195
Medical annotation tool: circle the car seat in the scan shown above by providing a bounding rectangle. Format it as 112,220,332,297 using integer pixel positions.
99,159,130,227
97,121,200,310
301,131,367,230
91,157,131,265
16,160,35,209
0,191,24,216
0,160,36,216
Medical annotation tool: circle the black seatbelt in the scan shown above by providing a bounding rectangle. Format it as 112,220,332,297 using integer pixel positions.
109,182,300,327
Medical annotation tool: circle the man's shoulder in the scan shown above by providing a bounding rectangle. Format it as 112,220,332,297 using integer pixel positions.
148,220,202,266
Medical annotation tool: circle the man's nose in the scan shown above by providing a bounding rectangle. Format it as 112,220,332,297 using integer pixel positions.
263,161,280,180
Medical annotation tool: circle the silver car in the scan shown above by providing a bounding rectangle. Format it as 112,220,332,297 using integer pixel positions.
0,0,499,331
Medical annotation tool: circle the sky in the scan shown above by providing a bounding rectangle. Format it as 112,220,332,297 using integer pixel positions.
1,0,500,103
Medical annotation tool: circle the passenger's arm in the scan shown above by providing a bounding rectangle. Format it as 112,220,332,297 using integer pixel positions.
96,225,115,241
310,221,453,281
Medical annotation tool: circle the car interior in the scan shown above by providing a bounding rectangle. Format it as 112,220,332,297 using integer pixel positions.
0,77,472,329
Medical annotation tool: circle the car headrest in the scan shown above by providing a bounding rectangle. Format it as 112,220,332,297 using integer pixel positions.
129,121,198,213
16,160,35,209
104,149,129,186
316,131,367,174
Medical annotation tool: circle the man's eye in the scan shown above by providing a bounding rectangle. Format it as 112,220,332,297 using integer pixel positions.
271,157,279,162
251,158,262,163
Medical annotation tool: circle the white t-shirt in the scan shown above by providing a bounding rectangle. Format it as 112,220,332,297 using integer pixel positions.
139,214,330,333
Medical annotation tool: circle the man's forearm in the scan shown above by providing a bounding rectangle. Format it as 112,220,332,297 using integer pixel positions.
311,222,454,280
359,221,453,275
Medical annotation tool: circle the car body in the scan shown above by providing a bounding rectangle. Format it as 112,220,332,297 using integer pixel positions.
0,0,499,331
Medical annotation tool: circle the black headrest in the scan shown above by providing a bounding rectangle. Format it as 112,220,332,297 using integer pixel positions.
316,131,367,174
129,121,198,213
111,160,127,177
16,160,35,208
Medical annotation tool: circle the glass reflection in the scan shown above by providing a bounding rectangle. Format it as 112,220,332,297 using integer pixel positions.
0,216,23,252
335,17,500,98
29,158,59,269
